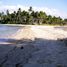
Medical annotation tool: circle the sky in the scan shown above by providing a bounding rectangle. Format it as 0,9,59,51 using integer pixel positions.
0,0,67,18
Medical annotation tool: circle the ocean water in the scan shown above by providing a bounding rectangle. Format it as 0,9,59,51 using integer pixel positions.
0,25,22,44
0,25,22,37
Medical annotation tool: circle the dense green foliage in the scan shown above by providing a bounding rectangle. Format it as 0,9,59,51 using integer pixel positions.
0,7,67,25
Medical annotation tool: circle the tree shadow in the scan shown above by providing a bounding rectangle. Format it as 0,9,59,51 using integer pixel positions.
0,38,67,67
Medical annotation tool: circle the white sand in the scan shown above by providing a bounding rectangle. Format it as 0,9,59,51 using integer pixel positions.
11,26,35,40
11,26,67,40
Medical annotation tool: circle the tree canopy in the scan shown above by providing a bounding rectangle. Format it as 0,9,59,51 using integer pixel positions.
0,7,67,25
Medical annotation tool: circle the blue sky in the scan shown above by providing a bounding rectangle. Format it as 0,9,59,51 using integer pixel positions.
0,0,67,18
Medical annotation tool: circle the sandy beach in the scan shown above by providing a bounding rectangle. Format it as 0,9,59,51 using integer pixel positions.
11,25,67,41
0,25,67,67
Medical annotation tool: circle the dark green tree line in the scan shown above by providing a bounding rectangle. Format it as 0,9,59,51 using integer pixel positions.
0,6,67,25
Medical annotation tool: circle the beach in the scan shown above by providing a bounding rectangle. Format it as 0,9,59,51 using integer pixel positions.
10,25,67,41
0,25,67,67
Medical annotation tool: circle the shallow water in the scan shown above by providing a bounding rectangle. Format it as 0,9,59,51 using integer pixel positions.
0,25,22,44
0,25,22,37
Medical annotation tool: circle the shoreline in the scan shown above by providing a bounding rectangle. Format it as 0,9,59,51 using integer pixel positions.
0,24,67,26
0,25,67,44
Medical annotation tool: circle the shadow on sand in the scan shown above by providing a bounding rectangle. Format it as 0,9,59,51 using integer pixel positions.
0,38,67,67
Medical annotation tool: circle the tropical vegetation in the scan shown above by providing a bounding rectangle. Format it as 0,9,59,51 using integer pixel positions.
0,7,67,25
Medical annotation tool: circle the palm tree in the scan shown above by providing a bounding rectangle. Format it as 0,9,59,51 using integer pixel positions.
16,8,22,24
46,15,52,24
38,11,47,24
6,10,9,15
28,6,33,14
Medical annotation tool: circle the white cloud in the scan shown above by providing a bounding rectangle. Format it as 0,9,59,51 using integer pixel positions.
0,5,28,13
0,4,67,18
33,7,67,18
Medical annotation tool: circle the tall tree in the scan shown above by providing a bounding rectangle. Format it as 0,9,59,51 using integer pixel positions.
6,10,9,15
16,8,22,24
28,6,33,15
38,11,47,24
28,6,32,12
46,15,52,24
